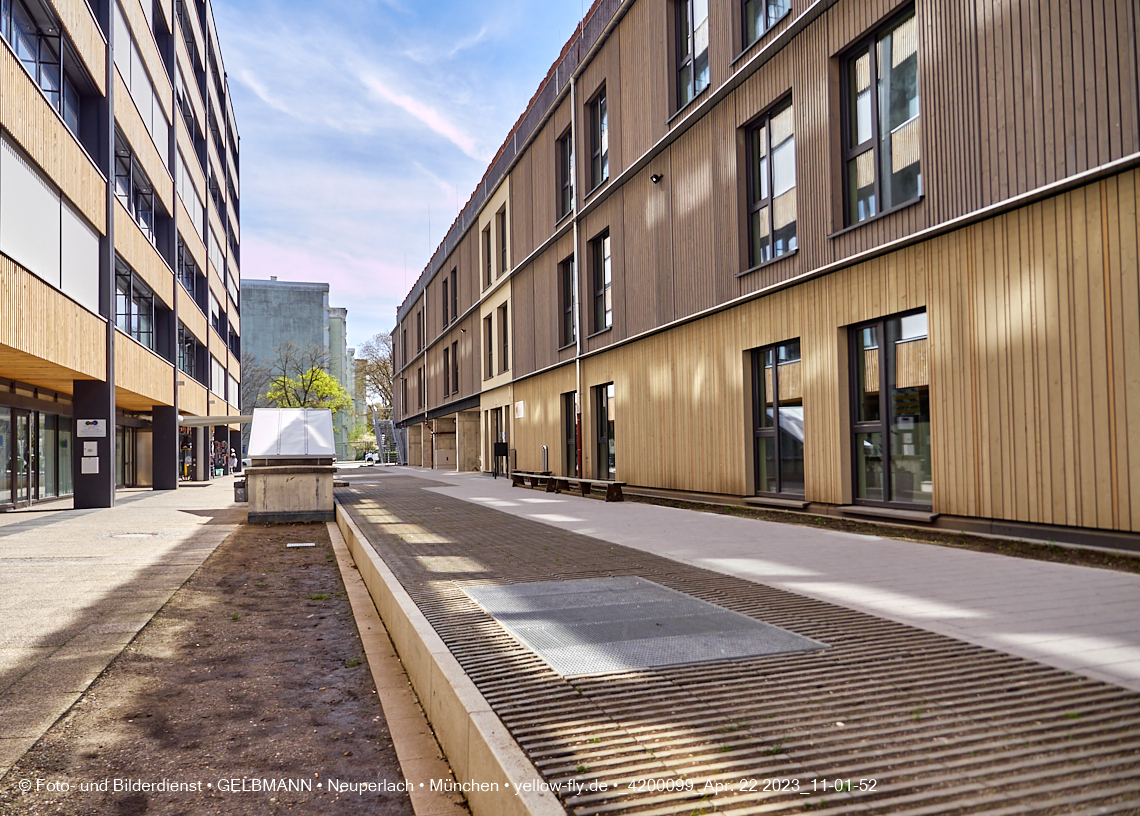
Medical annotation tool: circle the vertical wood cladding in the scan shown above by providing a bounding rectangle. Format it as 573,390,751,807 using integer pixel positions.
394,0,1139,534
508,171,1138,533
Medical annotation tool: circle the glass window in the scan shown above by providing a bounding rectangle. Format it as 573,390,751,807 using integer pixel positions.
497,209,508,275
558,128,574,218
843,10,921,225
590,88,609,189
560,255,576,347
115,260,155,349
595,383,615,480
746,99,797,268
483,315,493,378
592,233,612,332
743,0,791,47
450,268,457,323
499,303,509,373
58,422,72,497
39,413,56,499
677,0,709,109
443,346,451,395
0,407,10,506
752,340,804,495
451,340,458,395
851,310,931,506
442,277,449,326
483,225,492,287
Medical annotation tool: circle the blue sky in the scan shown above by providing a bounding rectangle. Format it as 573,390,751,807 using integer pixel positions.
214,0,588,352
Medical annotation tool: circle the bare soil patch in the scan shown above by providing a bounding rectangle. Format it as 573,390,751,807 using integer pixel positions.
1,522,414,816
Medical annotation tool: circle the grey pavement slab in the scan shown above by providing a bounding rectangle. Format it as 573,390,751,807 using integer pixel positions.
395,466,1140,693
0,479,242,778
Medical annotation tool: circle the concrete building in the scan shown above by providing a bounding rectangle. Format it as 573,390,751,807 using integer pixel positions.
1,0,242,509
241,278,355,459
393,0,1140,550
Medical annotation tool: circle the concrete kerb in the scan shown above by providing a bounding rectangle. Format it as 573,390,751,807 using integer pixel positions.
335,502,566,816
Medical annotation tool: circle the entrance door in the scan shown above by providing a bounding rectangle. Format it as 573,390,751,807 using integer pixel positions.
12,410,34,507
562,391,578,477
595,383,615,480
850,311,931,506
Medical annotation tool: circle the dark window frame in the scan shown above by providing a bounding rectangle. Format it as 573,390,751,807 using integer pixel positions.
443,345,451,395
450,268,458,323
483,314,493,380
840,6,921,227
849,308,931,508
557,126,574,220
497,208,508,276
559,254,576,348
114,259,156,350
589,86,609,191
451,340,458,396
745,96,797,270
751,339,804,497
482,225,493,287
441,277,449,327
591,231,612,334
676,0,709,110
499,303,509,374
741,0,791,51
595,382,615,480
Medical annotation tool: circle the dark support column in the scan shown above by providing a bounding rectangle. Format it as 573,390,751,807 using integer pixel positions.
152,406,179,490
229,429,242,472
72,380,115,508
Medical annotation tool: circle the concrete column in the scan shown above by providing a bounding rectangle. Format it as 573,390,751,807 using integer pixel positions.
194,427,208,481
152,406,179,490
71,380,115,508
433,416,456,469
422,421,433,468
408,425,423,467
457,411,480,472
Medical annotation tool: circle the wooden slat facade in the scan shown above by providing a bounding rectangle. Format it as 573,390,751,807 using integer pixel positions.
52,0,107,96
392,0,1139,538
114,332,175,410
0,46,106,232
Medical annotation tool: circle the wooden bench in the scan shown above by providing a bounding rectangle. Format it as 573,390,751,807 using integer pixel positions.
549,477,627,502
510,470,553,489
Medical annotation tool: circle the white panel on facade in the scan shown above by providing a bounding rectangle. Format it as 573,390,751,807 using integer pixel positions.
61,203,101,314
0,138,62,287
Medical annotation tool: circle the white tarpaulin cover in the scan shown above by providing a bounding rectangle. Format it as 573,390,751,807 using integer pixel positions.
247,408,335,459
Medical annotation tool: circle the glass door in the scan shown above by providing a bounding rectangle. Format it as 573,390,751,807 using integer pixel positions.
752,341,805,496
562,391,578,477
850,311,932,506
12,410,35,507
595,383,615,480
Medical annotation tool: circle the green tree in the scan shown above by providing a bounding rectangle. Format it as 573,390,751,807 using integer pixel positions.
266,366,352,415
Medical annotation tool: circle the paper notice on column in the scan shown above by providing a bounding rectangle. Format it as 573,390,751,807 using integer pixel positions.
81,457,99,474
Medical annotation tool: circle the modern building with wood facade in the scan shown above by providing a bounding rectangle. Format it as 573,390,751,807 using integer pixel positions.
392,0,1140,548
1,0,241,509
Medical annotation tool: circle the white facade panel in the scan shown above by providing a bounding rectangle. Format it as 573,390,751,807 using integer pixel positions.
0,137,62,287
61,203,101,314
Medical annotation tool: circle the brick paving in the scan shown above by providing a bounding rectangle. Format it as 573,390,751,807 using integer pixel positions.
337,470,1140,816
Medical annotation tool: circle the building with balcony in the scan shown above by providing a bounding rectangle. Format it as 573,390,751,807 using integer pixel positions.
0,0,242,508
392,0,1139,549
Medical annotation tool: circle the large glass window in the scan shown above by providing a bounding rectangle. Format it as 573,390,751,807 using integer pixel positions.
560,255,576,347
595,383,615,480
590,88,609,189
851,310,931,506
677,0,709,109
843,10,920,225
497,209,508,275
743,0,791,48
0,407,10,506
592,232,612,333
482,225,492,287
443,345,451,395
558,128,574,219
1,0,81,139
752,340,804,495
562,391,578,477
114,134,157,243
115,261,155,349
746,99,797,268
499,303,509,373
483,314,493,379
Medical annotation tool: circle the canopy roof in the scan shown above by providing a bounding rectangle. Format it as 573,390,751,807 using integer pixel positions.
247,408,335,459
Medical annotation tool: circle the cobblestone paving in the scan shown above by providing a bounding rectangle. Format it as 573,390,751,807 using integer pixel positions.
338,471,1140,816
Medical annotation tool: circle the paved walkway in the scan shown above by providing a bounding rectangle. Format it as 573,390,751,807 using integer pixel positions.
0,479,242,778
336,467,1140,816
369,466,1140,693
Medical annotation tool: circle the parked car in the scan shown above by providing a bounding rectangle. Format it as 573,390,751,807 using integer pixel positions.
363,450,380,464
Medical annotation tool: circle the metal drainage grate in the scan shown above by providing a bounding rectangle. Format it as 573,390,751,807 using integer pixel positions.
463,576,825,676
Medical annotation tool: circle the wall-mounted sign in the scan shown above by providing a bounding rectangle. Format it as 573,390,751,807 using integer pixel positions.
77,419,107,438
81,457,99,474
515,401,524,419
83,441,98,457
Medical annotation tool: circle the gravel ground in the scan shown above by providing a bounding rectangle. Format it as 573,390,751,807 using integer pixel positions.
0,521,414,816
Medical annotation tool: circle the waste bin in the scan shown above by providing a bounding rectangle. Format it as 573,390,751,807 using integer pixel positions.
234,479,247,502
